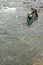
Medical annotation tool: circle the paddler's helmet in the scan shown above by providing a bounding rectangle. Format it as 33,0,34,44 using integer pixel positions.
29,14,32,17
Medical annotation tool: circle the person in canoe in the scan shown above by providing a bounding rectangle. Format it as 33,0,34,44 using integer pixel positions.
31,8,38,18
27,12,32,21
27,9,38,21
27,9,38,25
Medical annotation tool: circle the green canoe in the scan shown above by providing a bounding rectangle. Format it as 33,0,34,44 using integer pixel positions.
27,17,38,25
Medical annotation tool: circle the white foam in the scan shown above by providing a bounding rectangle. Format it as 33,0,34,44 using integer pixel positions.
1,7,16,12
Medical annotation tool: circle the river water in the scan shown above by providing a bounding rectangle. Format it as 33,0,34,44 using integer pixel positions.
0,0,43,65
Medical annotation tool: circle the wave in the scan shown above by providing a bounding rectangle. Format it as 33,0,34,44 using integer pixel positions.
0,6,16,13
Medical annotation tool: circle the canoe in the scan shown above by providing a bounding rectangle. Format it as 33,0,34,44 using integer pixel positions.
27,17,38,25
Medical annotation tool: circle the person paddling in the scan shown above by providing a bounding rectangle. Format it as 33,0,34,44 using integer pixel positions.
27,12,32,21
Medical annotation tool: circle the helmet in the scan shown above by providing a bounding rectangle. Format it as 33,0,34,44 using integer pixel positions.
29,15,32,17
